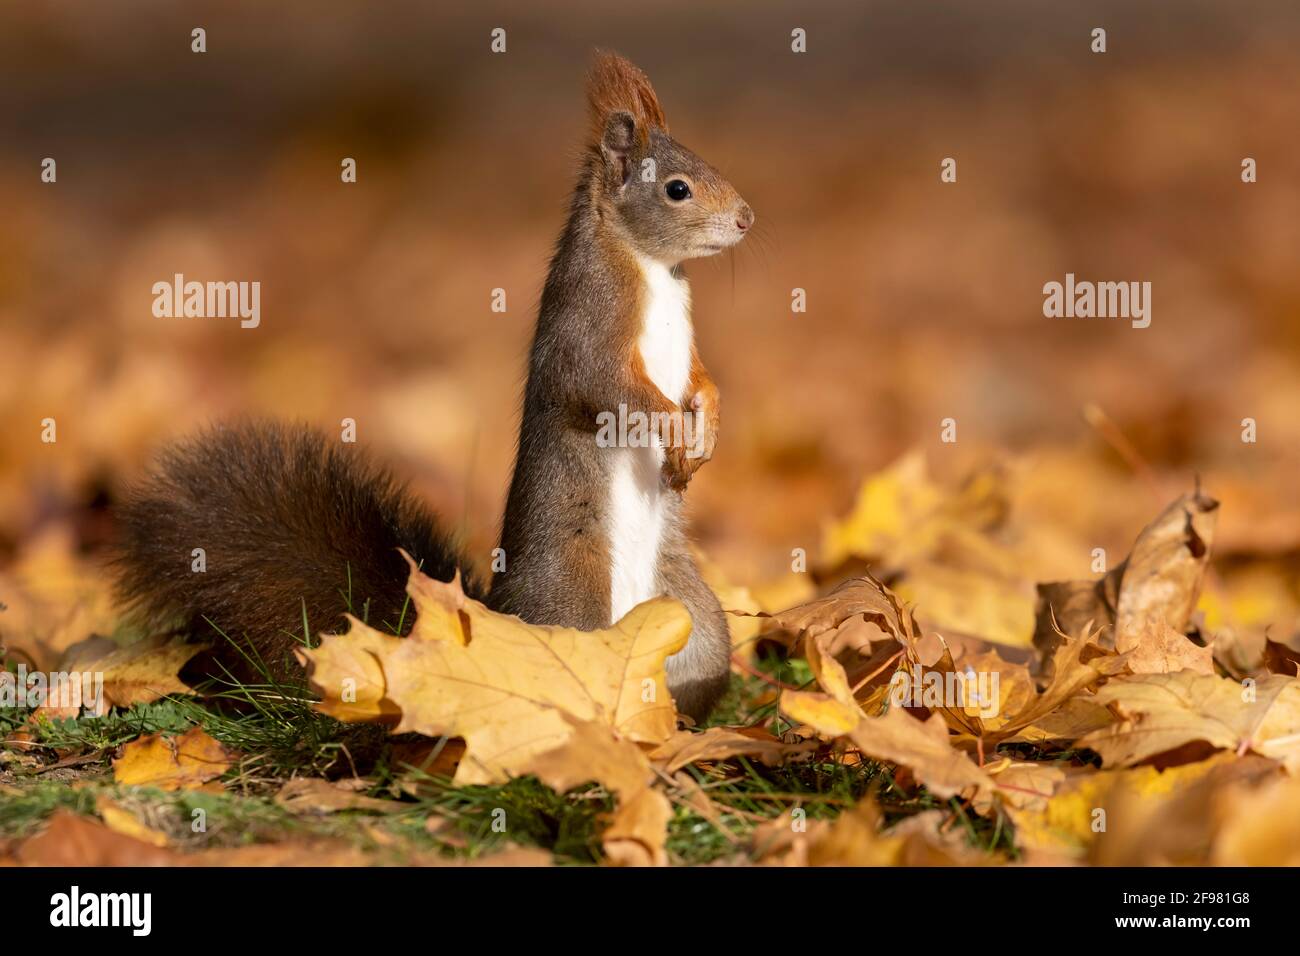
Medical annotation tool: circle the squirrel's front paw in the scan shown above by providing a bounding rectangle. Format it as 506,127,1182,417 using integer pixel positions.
684,388,719,473
660,390,718,490
661,444,692,491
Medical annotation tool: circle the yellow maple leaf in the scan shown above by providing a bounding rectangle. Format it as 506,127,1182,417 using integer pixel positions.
299,562,689,787
112,726,235,791
64,634,205,710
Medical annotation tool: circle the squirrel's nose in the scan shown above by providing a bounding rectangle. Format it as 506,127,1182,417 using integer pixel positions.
735,204,754,232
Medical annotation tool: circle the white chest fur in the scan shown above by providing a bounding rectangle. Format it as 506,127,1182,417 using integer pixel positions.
606,257,693,624
635,259,693,400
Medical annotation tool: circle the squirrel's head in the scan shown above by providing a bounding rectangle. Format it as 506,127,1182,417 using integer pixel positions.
585,51,753,266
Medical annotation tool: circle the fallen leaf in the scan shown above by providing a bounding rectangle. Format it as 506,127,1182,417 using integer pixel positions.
781,687,862,738
94,795,171,847
903,636,986,738
1032,576,1119,657
187,839,375,867
61,634,205,709
14,811,176,866
1033,489,1218,674
780,630,869,737
522,716,668,866
1115,616,1213,676
988,630,1127,744
756,799,987,866
848,708,993,801
650,726,809,774
0,528,118,673
601,785,672,867
947,647,1036,732
1078,672,1300,770
1114,488,1219,644
883,809,996,865
112,726,235,791
976,760,1065,815
296,627,402,724
1006,756,1230,858
756,572,920,649
1010,695,1116,744
456,846,556,867
390,736,465,781
1088,755,1279,866
299,562,688,788
275,778,404,814
524,717,653,804
1262,636,1300,677
780,628,993,801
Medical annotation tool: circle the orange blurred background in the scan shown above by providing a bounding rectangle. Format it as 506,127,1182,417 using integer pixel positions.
2,0,1298,594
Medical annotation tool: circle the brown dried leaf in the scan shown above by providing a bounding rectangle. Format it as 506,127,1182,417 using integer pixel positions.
274,778,404,814
1114,488,1219,644
1033,489,1218,675
13,811,177,866
758,572,920,650
522,717,669,866
848,708,993,801
650,726,809,774
756,799,988,866
1263,637,1300,677
1115,617,1213,676
601,786,673,867
975,760,1065,815
1078,672,1300,770
988,630,1128,744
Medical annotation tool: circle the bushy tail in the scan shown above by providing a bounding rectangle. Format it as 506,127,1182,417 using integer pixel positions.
113,420,481,684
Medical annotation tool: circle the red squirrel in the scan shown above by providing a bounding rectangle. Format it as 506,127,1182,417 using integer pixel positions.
114,52,753,723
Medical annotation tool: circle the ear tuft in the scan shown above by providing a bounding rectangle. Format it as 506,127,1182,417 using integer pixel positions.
586,50,667,146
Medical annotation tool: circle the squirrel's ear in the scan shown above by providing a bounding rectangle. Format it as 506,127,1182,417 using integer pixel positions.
599,110,637,186
586,50,667,145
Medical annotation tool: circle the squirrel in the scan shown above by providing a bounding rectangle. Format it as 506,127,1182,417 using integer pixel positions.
113,52,754,724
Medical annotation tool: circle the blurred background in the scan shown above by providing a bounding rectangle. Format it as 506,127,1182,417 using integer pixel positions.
1,0,1298,646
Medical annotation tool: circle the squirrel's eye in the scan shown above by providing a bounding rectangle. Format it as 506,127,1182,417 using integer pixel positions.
665,179,692,202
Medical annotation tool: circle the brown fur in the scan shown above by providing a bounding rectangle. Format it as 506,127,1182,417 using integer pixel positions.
113,421,482,685
586,50,668,146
